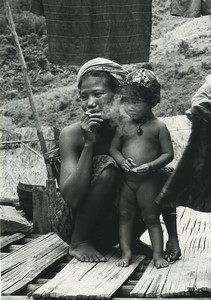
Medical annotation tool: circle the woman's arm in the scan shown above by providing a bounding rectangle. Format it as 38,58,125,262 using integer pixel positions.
162,207,181,261
59,127,94,209
60,112,103,209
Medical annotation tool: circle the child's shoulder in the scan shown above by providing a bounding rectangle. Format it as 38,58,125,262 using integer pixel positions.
152,117,168,131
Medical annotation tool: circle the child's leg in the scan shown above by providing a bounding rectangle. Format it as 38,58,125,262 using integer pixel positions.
136,176,168,269
117,181,136,267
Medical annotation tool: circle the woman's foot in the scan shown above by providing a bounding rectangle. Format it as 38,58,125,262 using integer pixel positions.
69,241,106,262
116,254,132,267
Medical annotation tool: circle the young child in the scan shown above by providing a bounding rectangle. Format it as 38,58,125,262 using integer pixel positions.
110,69,174,268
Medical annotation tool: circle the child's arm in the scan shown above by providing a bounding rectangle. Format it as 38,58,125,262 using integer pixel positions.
151,122,174,169
136,123,173,174
110,129,136,171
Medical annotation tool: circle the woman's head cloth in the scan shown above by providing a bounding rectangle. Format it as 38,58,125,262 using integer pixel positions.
77,57,129,87
125,69,161,107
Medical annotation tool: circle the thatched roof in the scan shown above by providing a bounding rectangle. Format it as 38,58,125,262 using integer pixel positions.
161,115,191,168
0,127,56,202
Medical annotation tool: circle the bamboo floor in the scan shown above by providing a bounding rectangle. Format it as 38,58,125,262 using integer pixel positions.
1,207,211,300
1,116,210,299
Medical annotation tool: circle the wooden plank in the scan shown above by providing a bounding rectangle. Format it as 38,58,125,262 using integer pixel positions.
0,233,25,248
33,179,57,234
1,233,69,295
33,250,145,299
0,206,32,234
32,186,50,234
131,207,211,297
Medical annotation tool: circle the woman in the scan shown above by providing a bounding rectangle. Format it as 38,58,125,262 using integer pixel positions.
54,57,181,263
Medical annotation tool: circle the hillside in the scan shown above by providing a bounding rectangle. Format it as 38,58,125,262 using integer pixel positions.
0,0,211,129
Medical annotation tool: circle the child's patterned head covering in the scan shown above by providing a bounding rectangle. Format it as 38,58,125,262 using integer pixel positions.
123,69,161,107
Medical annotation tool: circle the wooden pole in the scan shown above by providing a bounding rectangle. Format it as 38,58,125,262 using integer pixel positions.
3,0,54,180
4,0,57,232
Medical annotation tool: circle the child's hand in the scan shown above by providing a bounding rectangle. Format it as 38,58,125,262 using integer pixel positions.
121,158,136,172
134,163,152,175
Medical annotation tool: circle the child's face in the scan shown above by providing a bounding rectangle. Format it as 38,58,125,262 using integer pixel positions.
79,76,114,114
123,97,151,121
121,85,151,120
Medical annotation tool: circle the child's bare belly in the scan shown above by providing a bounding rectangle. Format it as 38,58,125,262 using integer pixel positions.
122,137,160,182
122,138,160,165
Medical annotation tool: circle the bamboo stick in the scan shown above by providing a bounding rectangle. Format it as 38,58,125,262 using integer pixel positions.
3,0,53,180
0,139,54,144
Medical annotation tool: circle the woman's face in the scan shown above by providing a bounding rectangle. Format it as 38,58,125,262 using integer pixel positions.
79,76,114,114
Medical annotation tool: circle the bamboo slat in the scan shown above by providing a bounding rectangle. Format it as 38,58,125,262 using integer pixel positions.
0,232,25,249
1,233,69,295
33,250,145,299
131,207,211,297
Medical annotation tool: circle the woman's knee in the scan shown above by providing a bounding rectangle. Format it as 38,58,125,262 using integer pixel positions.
98,165,117,187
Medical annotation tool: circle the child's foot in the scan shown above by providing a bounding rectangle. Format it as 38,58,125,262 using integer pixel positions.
116,255,132,267
69,242,106,262
153,256,169,269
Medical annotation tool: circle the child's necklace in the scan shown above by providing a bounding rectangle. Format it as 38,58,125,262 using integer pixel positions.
137,112,154,136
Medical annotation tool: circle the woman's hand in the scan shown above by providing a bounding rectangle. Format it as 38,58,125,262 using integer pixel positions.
121,158,136,172
133,163,152,175
80,109,103,145
165,237,181,262
185,108,192,122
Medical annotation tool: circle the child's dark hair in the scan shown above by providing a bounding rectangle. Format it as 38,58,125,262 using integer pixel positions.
78,70,120,93
122,82,160,107
122,68,161,107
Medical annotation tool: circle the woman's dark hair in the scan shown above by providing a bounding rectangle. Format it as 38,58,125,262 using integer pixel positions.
78,70,120,93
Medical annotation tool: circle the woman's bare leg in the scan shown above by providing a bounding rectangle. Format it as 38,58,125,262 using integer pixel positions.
70,166,117,262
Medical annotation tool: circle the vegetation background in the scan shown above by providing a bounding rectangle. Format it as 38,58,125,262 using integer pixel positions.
0,0,211,130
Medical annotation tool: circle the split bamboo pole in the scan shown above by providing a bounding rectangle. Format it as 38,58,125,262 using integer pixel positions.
3,0,56,232
3,0,54,180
